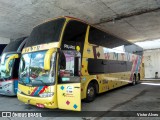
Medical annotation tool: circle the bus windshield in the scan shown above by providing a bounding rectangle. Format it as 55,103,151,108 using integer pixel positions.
19,51,56,86
0,54,14,80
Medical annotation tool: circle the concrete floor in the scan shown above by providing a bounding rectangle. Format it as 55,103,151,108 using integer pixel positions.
0,80,160,120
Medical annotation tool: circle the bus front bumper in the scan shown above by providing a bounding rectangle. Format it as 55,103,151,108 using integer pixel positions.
0,80,17,96
17,92,58,109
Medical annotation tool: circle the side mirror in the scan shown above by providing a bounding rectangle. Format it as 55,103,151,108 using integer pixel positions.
6,54,19,72
44,48,55,70
59,51,66,70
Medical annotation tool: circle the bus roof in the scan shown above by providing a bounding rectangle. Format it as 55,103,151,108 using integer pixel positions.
33,16,143,50
2,37,27,53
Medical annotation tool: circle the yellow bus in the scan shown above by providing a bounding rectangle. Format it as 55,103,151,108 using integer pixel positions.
17,16,143,111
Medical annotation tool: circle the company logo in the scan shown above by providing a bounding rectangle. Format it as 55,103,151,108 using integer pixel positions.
66,86,73,93
64,44,75,50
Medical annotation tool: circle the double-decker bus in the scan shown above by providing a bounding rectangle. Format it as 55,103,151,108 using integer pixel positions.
17,16,143,111
0,37,27,96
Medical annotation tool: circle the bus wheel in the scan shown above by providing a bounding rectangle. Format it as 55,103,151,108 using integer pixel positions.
136,74,140,84
85,82,96,102
132,75,136,85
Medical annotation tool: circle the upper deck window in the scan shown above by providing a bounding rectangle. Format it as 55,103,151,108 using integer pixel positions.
88,27,129,48
88,26,143,55
25,18,65,48
61,20,87,53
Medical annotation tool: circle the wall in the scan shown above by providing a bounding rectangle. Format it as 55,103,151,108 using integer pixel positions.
144,49,160,78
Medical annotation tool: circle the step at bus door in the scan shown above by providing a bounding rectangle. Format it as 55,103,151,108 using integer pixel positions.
57,50,81,111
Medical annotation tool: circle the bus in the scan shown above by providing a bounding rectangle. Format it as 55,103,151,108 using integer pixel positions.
17,16,143,111
0,37,27,96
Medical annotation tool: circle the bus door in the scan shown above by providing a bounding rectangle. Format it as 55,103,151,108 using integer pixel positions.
57,50,81,111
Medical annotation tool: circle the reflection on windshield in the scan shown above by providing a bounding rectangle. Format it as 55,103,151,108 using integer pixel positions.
0,54,14,80
19,51,56,85
19,53,31,83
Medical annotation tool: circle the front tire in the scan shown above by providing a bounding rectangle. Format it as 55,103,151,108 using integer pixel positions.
85,82,96,102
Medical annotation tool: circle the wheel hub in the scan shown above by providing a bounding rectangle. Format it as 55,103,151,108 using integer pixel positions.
88,87,94,97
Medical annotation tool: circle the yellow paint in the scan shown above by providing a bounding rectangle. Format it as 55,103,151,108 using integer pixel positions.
57,83,81,111
18,84,58,109
44,48,56,70
22,42,59,54
6,54,19,71
140,56,145,80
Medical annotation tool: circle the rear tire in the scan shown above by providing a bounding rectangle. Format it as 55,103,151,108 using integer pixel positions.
85,82,96,102
136,74,140,84
132,75,136,86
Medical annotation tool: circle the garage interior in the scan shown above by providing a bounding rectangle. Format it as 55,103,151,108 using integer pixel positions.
0,0,160,79
0,0,160,118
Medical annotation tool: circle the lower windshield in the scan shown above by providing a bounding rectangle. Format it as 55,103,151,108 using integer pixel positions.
19,51,56,86
0,54,14,80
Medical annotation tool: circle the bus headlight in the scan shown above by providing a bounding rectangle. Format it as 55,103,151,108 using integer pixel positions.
39,92,54,97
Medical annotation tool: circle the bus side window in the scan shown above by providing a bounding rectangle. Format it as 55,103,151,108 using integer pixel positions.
58,51,81,83
59,55,74,77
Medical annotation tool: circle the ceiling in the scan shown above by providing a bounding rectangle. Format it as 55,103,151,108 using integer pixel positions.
0,0,160,42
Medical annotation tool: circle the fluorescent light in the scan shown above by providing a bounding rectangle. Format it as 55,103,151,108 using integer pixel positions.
141,82,160,86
